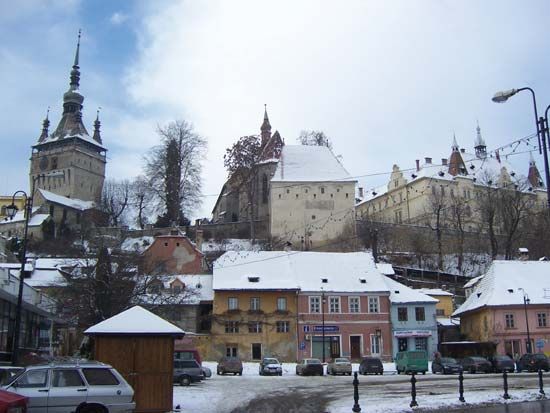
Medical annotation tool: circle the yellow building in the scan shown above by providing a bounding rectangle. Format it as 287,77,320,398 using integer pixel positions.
211,289,298,362
0,196,25,220
418,288,454,317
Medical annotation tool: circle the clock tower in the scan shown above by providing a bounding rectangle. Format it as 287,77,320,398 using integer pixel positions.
29,30,106,204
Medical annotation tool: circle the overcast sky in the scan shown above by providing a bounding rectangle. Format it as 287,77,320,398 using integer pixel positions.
1,0,549,220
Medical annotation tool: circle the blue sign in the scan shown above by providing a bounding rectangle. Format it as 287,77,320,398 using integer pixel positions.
303,325,310,333
299,341,306,350
313,325,339,333
536,339,545,349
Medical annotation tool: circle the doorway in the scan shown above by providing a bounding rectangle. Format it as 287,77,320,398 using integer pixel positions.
350,336,361,360
252,343,262,360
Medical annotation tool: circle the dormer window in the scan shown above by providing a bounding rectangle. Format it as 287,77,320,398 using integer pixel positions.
248,276,260,283
507,289,514,293
394,290,400,294
359,278,366,284
321,278,328,283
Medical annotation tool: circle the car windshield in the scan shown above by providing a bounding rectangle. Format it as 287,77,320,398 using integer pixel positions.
534,354,548,360
470,357,486,362
441,358,457,363
495,356,511,361
306,359,321,364
335,358,349,363
264,359,279,364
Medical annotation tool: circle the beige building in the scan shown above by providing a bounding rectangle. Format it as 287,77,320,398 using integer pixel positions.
356,127,546,230
270,145,357,250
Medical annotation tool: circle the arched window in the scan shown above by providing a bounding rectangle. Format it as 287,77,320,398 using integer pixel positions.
262,174,268,204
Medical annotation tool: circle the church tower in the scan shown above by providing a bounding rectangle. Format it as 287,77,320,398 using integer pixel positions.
29,31,106,204
447,134,467,176
474,121,487,159
527,152,544,188
260,104,272,146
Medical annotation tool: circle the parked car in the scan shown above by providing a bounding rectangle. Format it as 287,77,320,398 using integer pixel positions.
0,367,24,386
431,357,463,375
3,360,135,413
460,356,493,373
327,358,352,376
490,355,515,373
258,358,283,376
216,357,243,375
174,349,202,365
201,366,212,379
396,351,428,375
174,359,204,386
296,359,324,376
517,353,550,372
358,357,384,375
0,388,27,413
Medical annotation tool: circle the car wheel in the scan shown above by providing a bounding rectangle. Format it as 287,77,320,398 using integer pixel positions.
278,372,282,376
239,370,243,376
469,368,476,374
422,371,426,375
180,375,191,386
78,405,105,413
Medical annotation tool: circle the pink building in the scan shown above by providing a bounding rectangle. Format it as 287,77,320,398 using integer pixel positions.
454,260,550,356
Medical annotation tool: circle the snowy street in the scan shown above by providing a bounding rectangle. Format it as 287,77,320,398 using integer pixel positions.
174,362,548,412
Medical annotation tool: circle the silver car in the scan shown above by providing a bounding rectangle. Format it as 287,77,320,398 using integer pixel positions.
327,357,352,376
3,361,135,413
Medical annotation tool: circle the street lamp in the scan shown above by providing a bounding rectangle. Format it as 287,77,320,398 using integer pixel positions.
321,288,326,363
5,171,63,365
518,288,532,354
492,87,550,211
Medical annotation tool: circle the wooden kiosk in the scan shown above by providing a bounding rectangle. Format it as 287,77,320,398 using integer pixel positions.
85,306,184,413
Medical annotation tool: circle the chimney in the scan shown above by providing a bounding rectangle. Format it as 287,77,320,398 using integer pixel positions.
460,148,466,154
195,229,204,252
425,157,432,165
415,159,420,171
518,247,529,261
442,158,448,166
358,187,364,198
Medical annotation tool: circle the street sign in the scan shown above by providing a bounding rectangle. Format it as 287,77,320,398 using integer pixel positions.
536,339,545,349
299,341,306,350
303,325,310,333
313,325,339,333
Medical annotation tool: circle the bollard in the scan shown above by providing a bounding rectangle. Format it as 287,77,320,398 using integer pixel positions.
458,370,465,403
410,372,418,408
502,370,510,400
539,369,546,397
352,371,361,412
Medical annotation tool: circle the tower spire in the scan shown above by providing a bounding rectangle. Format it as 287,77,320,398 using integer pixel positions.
38,107,50,143
260,104,272,145
70,29,82,90
93,107,102,144
452,133,459,151
474,120,487,158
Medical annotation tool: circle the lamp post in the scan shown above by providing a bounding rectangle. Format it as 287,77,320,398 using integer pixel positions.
518,288,532,354
5,171,62,365
492,87,550,211
321,289,326,363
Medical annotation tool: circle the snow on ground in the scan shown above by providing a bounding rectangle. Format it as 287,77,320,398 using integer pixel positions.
174,362,545,413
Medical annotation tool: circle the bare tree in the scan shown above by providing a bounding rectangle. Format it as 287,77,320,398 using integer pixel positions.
425,183,448,271
224,135,263,239
101,179,130,227
131,176,153,229
298,130,333,149
476,174,500,259
448,191,469,273
144,120,207,225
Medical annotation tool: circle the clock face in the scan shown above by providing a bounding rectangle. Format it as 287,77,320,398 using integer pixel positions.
39,156,49,171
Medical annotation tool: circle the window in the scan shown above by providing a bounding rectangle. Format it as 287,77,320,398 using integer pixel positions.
538,313,547,328
368,297,379,313
225,321,239,333
309,296,321,313
370,334,381,354
277,297,287,311
397,307,408,322
321,187,325,194
16,369,49,388
505,313,515,329
228,297,238,310
398,338,408,352
82,368,119,385
415,337,427,351
329,296,341,313
226,346,238,357
436,309,445,316
52,369,84,387
349,297,360,313
172,285,182,294
250,297,260,311
415,307,425,321
248,322,262,333
276,321,289,333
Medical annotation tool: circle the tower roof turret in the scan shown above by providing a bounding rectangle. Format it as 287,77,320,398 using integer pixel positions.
261,104,271,132
37,108,50,143
474,120,487,159
93,108,102,144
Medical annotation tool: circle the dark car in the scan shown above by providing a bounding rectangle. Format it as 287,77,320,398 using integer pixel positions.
432,357,463,374
358,357,384,375
174,359,204,386
490,355,515,373
259,358,283,376
460,356,493,373
296,358,324,376
517,353,550,372
217,356,243,375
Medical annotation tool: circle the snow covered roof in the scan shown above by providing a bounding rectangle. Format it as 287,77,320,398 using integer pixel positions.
271,145,355,182
214,251,389,293
38,189,95,211
437,317,460,326
0,258,92,288
0,208,50,227
453,260,550,316
383,276,438,304
85,305,185,335
417,288,454,297
201,239,263,253
463,275,483,289
120,236,154,253
162,274,213,302
40,132,106,151
376,263,395,276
